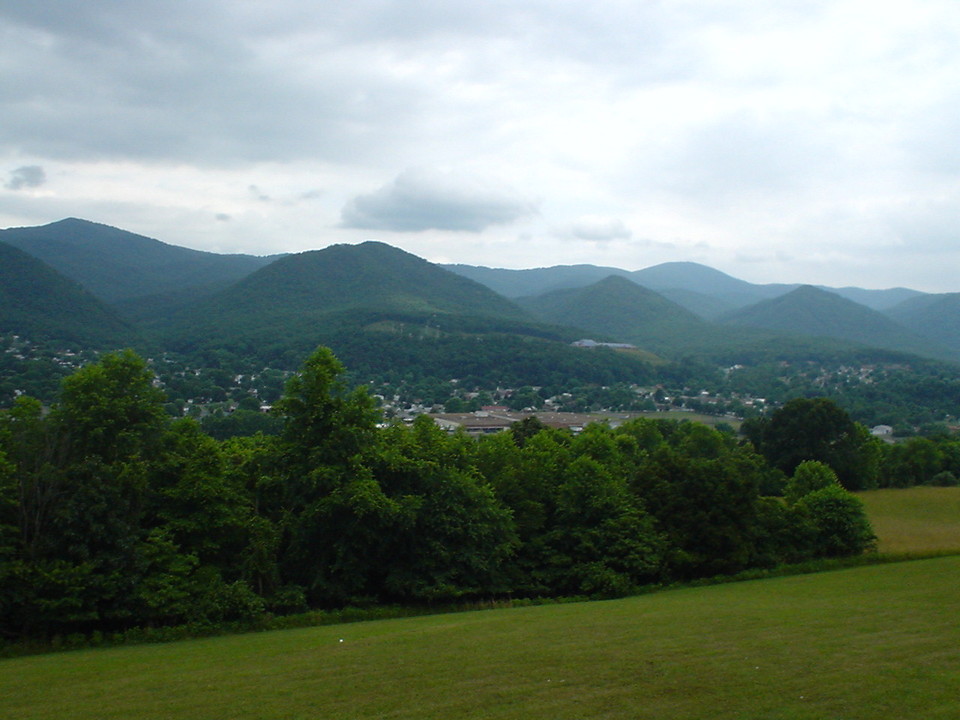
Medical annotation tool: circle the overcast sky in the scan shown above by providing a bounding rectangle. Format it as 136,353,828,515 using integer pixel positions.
2,1,959,291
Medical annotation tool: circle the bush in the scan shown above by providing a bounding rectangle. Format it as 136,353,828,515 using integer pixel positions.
797,485,875,558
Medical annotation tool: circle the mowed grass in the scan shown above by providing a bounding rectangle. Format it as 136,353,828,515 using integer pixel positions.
859,486,960,554
4,556,960,720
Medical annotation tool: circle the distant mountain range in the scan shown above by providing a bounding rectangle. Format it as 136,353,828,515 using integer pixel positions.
717,285,947,359
0,218,956,368
445,261,925,314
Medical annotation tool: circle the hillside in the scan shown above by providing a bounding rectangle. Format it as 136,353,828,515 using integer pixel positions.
0,218,280,304
4,557,959,719
859,487,960,554
719,285,955,361
444,263,632,299
517,275,707,347
153,241,565,350
886,292,960,353
0,241,134,346
630,261,792,308
168,240,529,329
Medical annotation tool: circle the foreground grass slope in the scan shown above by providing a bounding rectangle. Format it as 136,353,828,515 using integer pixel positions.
4,556,960,720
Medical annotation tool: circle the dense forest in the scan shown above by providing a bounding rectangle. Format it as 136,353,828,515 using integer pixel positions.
12,345,954,645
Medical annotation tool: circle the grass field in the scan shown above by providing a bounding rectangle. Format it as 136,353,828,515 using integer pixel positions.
858,486,960,555
3,556,960,720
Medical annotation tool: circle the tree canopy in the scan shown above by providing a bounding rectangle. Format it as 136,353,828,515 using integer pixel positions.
0,347,882,645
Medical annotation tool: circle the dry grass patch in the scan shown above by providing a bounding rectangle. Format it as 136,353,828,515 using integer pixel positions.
858,486,960,555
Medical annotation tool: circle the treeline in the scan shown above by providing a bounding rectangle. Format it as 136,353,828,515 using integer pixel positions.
744,397,960,489
2,348,875,643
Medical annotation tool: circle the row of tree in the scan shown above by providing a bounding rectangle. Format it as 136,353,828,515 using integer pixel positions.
2,348,875,642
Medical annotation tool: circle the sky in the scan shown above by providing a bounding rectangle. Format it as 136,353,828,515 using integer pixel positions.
1,1,959,292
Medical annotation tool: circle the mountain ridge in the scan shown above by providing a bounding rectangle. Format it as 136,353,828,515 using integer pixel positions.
719,285,952,360
0,218,282,305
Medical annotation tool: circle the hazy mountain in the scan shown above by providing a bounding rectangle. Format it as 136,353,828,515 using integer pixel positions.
826,286,925,311
654,287,740,320
886,292,960,353
517,275,709,348
0,218,281,304
0,241,134,346
443,264,632,299
448,259,933,318
719,285,952,360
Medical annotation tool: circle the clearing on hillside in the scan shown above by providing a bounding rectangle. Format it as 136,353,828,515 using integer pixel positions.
858,486,960,554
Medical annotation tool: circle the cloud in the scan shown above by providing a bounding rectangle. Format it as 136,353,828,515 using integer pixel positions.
340,168,536,232
2,2,960,292
249,185,271,202
5,165,46,190
564,215,632,242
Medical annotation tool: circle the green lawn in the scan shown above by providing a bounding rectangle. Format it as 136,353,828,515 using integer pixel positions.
858,486,960,555
4,556,960,719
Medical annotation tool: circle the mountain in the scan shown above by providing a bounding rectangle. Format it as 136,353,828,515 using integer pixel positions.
0,241,134,346
0,218,281,305
448,260,933,320
827,286,925,311
154,241,538,345
886,293,960,353
517,275,708,348
719,285,952,360
654,287,740,319
443,264,633,299
150,243,669,386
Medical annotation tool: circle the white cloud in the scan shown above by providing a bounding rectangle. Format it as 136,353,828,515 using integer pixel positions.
563,215,632,242
341,168,536,232
1,0,960,291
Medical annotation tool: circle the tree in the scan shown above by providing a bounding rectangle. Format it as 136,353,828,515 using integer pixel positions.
0,351,171,637
748,398,876,490
784,460,839,505
275,346,379,472
272,347,383,601
797,485,875,557
53,349,167,464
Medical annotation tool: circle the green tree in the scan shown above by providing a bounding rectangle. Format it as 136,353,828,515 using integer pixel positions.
275,346,379,473
796,485,875,557
748,398,876,490
784,460,839,505
54,349,167,464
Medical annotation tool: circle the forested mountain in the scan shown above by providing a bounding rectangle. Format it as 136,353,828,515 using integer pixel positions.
630,261,795,309
146,242,646,383
2,217,958,400
0,241,134,346
0,218,280,304
448,260,931,317
718,285,953,360
155,240,529,339
885,293,960,353
517,275,707,347
443,263,632,299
